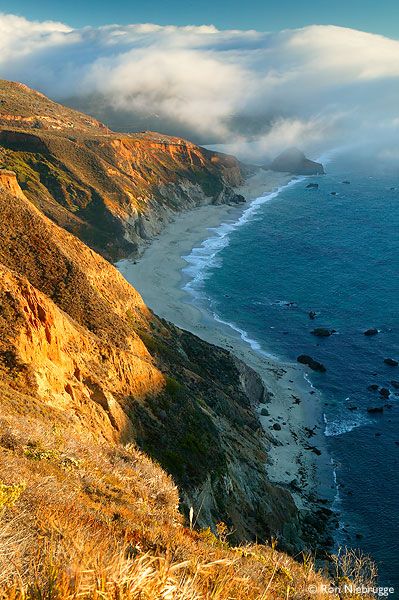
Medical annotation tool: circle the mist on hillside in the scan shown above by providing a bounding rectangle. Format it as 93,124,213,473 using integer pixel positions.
1,13,399,164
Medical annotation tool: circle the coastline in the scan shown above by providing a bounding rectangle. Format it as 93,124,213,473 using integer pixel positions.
117,169,335,514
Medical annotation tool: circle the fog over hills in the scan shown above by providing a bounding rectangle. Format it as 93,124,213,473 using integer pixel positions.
1,13,399,162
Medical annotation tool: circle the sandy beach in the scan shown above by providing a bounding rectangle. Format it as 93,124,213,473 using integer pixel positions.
117,169,335,510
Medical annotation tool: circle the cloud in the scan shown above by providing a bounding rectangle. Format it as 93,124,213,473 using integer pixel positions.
0,14,399,162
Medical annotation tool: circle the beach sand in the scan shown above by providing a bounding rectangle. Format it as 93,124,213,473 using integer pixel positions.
117,169,335,510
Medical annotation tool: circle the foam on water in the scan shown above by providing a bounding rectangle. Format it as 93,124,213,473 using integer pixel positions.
182,177,305,296
323,412,372,437
211,310,275,358
181,177,307,362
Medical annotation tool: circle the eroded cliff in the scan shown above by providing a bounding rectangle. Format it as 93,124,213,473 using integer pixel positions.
0,81,245,261
0,175,304,545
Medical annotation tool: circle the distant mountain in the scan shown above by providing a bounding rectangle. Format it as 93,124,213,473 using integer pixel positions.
269,147,324,175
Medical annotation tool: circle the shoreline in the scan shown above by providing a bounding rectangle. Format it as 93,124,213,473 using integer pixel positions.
117,169,335,513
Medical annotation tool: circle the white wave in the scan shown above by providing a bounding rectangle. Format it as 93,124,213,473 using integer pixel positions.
331,460,342,507
211,311,275,358
181,177,305,359
323,412,372,437
182,177,304,295
304,373,316,390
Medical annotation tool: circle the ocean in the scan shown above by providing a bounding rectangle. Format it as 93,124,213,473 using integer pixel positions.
181,157,399,588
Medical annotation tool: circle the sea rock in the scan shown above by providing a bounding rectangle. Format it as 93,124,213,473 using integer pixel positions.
297,355,326,372
367,406,384,414
306,183,319,189
367,384,379,391
260,407,270,416
330,191,338,196
311,327,335,337
379,388,390,399
272,423,282,431
270,148,325,176
304,445,322,456
391,380,399,389
342,180,351,184
384,358,398,367
364,328,378,336
308,311,317,320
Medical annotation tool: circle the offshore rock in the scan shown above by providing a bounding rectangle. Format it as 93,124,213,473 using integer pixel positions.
297,355,327,372
270,148,324,176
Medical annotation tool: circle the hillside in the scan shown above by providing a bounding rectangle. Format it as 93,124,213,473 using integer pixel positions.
0,80,244,261
0,174,376,599
0,82,376,597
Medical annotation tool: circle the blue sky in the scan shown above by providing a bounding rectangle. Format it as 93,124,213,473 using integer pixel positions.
3,0,399,38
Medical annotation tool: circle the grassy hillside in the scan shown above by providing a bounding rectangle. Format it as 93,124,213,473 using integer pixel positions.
0,407,376,599
0,81,244,261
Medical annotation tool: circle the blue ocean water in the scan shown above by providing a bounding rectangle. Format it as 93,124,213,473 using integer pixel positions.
182,158,399,588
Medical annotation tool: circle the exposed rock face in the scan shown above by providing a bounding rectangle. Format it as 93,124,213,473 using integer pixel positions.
0,178,302,546
270,148,324,176
0,81,245,261
0,169,26,199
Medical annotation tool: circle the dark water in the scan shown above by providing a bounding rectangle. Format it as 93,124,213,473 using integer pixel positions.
183,158,399,588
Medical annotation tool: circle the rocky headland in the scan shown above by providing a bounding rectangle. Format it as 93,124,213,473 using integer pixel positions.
269,147,325,176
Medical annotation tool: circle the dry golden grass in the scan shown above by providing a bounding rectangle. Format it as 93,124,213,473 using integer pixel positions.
0,410,376,600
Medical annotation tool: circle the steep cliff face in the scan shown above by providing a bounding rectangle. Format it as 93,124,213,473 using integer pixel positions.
0,168,26,198
0,176,303,545
0,81,245,261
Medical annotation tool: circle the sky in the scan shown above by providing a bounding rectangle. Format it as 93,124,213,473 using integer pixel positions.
0,7,399,163
3,0,399,39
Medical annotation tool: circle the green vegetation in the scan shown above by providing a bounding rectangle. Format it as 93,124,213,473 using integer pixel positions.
0,481,25,510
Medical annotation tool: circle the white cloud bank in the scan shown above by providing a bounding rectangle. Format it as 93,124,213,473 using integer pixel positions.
1,13,399,162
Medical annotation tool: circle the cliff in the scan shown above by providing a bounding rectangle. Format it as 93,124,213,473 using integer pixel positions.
0,168,26,199
0,176,303,545
0,81,245,261
0,83,375,597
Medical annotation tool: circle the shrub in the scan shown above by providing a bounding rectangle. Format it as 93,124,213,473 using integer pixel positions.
0,482,25,510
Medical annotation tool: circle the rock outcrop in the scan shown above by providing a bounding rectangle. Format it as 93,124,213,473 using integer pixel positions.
0,169,26,199
270,148,324,176
311,327,335,337
364,328,378,336
384,358,398,367
297,355,327,372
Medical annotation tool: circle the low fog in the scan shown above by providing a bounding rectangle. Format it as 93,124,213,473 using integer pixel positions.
1,13,399,164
